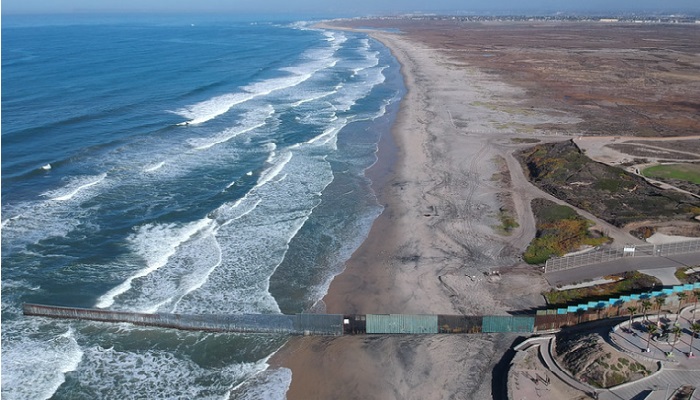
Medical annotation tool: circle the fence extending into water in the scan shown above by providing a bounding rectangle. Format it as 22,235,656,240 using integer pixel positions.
545,239,700,273
23,303,536,335
31,290,699,335
23,304,344,335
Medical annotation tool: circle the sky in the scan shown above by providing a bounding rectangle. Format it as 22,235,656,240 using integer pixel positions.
2,0,699,15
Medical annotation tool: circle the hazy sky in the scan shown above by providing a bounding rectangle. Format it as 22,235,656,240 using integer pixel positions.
2,0,699,15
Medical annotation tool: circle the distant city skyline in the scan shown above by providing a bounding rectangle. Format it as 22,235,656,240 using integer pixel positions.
3,0,699,16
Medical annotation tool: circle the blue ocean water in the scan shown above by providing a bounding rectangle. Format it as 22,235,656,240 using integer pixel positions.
1,14,403,399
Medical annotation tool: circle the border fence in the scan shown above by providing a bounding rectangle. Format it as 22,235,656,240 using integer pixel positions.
545,239,700,273
24,283,700,335
23,304,344,335
24,303,528,335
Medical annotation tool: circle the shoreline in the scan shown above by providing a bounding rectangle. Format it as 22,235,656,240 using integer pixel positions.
271,22,556,399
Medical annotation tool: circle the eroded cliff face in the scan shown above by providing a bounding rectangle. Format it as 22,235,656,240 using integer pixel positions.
555,330,656,388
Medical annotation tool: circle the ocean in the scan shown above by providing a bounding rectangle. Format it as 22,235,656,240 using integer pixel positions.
1,14,403,399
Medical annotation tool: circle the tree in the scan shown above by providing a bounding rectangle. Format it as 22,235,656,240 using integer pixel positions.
676,292,688,322
596,303,606,320
655,296,667,320
646,322,658,352
668,325,682,356
689,322,700,357
613,299,623,317
693,289,700,323
641,300,652,321
627,306,637,330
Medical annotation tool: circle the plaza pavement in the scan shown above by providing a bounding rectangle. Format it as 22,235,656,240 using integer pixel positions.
510,305,700,400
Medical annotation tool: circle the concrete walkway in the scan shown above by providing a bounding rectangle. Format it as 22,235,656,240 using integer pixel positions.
512,307,700,400
514,336,598,398
643,267,682,286
600,306,700,400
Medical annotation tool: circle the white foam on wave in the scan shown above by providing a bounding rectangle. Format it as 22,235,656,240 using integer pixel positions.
306,118,347,150
333,65,387,113
290,89,336,107
170,144,335,314
231,367,292,400
189,105,275,150
372,93,401,121
174,69,312,126
99,191,268,313
1,325,84,400
68,345,267,399
173,28,344,126
256,151,292,189
1,214,23,228
42,173,107,202
148,197,262,313
172,92,254,125
144,223,222,314
95,218,214,309
323,30,347,47
143,161,165,172
263,142,277,163
295,106,338,126
217,198,262,227
3,171,108,251
41,163,52,170
1,202,84,254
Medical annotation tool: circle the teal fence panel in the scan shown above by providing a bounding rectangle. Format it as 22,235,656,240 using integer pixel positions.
293,314,344,335
366,314,438,334
482,316,535,333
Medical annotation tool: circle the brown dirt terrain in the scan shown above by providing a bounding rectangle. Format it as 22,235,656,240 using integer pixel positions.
340,19,700,138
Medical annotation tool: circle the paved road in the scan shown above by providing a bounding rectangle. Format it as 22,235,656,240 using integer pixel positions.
546,252,700,286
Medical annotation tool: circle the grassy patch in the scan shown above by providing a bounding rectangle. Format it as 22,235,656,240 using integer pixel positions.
495,210,520,235
523,199,609,264
642,163,700,184
607,371,626,387
543,271,661,306
676,267,688,281
537,203,578,222
594,178,635,192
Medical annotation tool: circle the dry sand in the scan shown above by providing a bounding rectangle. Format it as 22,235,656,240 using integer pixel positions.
270,25,586,399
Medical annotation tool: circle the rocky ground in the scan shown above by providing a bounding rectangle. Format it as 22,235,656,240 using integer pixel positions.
555,326,658,388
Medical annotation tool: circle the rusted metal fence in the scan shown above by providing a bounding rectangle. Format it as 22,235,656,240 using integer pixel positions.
23,304,343,335
545,239,700,273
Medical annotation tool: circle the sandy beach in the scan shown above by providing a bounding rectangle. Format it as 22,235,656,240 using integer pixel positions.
271,22,594,399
